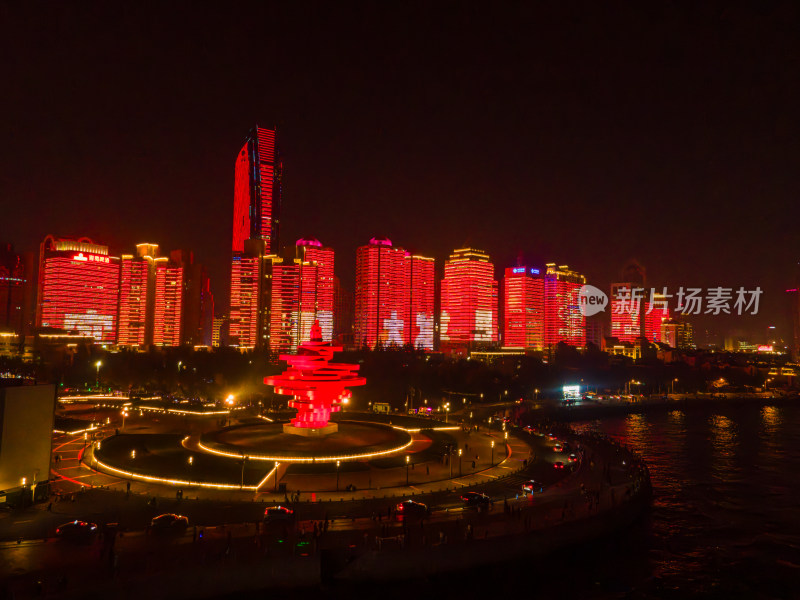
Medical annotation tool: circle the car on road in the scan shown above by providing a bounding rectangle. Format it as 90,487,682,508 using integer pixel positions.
553,443,563,452
547,433,557,440
263,505,294,522
568,453,579,463
396,499,429,517
553,461,565,470
522,480,544,493
150,513,189,532
55,520,98,542
461,492,491,506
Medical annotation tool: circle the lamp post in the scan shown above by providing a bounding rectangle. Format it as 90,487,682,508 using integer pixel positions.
458,448,462,476
449,447,453,478
405,455,410,485
672,378,678,394
95,360,102,388
240,455,247,489
274,461,279,491
121,410,128,431
445,403,450,423
336,460,340,491
491,440,495,466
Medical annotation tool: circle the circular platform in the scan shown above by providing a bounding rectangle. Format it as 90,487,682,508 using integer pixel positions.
196,420,413,463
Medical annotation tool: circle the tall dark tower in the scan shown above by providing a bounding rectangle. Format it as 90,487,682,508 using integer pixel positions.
231,126,282,254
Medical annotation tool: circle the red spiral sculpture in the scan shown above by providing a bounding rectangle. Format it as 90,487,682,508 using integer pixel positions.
265,321,366,430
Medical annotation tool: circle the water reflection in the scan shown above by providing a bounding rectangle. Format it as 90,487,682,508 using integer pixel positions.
708,414,738,481
568,405,800,598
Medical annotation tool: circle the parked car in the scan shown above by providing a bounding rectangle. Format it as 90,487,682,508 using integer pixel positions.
150,513,189,532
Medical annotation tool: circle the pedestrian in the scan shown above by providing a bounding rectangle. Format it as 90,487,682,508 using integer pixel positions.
47,502,52,512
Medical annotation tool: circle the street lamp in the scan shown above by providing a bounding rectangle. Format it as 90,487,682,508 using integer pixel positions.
444,403,450,423
274,461,279,491
458,448,462,476
336,460,341,491
95,360,102,388
491,440,495,466
121,410,128,431
405,455,410,485
672,378,678,394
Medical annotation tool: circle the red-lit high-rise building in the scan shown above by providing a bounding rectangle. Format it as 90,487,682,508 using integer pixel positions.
543,263,585,348
610,282,645,343
230,126,282,349
153,258,184,347
354,238,410,348
440,248,498,353
232,126,282,254
36,236,120,344
503,266,544,350
117,244,158,348
354,238,433,350
407,255,435,350
229,239,264,349
261,239,336,354
296,239,335,344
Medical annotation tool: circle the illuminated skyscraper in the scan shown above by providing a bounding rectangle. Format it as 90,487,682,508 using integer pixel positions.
229,239,265,349
36,236,120,344
503,266,544,350
354,238,410,348
230,126,282,349
644,293,670,343
610,282,644,343
543,263,585,348
153,258,184,347
609,262,646,343
440,248,498,353
407,255,435,350
296,239,335,344
231,126,282,253
261,239,336,354
117,244,158,348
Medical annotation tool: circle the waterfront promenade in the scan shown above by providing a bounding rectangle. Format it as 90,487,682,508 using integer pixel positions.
0,426,650,598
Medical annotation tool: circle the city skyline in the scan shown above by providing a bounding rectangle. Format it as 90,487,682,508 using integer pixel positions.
3,3,797,343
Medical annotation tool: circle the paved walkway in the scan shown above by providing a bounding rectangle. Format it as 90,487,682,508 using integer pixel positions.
1,425,650,598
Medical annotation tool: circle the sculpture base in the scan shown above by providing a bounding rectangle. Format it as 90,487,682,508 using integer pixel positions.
282,422,339,437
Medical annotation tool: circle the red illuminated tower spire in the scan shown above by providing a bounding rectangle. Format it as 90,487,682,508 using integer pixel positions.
265,319,366,437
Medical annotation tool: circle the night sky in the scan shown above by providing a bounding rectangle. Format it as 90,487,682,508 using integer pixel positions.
2,2,798,343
